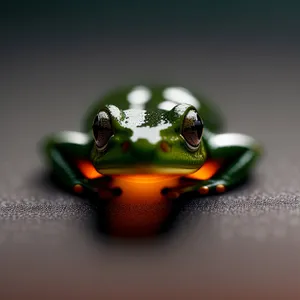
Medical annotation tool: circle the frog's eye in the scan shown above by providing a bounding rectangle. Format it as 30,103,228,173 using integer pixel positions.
181,109,204,151
92,111,114,151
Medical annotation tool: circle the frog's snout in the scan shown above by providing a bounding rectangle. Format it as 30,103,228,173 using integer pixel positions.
121,139,171,158
129,138,155,160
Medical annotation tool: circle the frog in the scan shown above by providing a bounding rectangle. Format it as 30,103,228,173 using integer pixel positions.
41,85,262,201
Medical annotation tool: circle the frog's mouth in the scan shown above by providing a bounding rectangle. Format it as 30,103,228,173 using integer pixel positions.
76,159,221,181
97,165,199,176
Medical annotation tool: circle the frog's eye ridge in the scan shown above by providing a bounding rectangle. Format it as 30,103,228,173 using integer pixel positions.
181,109,203,151
92,111,113,150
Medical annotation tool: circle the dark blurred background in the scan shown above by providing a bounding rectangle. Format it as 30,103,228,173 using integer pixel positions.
1,1,300,299
1,0,300,34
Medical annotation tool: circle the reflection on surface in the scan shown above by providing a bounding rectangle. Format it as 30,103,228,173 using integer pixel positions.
105,198,171,237
97,175,181,237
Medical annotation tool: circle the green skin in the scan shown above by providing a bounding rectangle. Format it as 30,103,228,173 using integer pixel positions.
41,85,262,198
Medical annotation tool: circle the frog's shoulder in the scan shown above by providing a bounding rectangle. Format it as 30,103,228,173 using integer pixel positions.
81,84,225,133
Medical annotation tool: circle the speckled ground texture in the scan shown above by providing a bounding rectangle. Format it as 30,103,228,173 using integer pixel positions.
1,32,300,299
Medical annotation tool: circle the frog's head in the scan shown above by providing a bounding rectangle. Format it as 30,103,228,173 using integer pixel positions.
90,104,207,175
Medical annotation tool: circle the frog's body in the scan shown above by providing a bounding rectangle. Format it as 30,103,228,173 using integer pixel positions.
41,85,261,199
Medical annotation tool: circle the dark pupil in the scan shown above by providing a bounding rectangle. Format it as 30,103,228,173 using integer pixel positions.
93,111,112,148
183,111,203,147
193,120,202,138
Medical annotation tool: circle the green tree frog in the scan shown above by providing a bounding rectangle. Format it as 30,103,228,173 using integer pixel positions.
41,85,262,201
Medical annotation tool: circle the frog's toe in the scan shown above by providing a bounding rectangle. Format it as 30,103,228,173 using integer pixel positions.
199,186,210,194
216,184,226,193
73,184,84,194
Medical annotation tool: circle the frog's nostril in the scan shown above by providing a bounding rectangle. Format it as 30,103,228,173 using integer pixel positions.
160,141,171,153
121,141,130,153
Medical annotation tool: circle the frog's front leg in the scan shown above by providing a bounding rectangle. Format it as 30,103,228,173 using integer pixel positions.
41,131,97,195
168,132,262,197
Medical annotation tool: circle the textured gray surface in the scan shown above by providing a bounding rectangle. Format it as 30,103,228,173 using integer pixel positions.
1,32,300,299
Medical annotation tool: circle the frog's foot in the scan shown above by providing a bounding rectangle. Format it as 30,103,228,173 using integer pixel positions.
161,179,229,198
73,177,118,199
195,179,228,195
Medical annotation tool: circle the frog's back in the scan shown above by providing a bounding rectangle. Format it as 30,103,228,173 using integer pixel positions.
82,85,224,133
